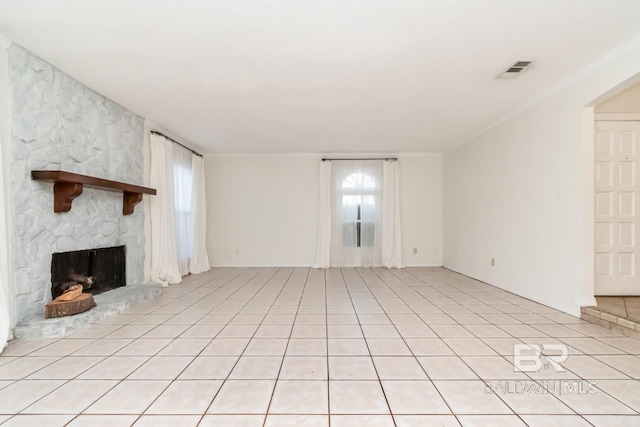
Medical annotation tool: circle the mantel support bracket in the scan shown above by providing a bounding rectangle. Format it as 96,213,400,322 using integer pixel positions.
54,183,84,213
123,191,143,215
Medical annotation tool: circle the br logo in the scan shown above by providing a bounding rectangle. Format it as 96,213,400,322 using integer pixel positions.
513,344,569,372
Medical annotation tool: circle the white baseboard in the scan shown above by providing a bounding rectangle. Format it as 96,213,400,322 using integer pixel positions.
402,264,443,268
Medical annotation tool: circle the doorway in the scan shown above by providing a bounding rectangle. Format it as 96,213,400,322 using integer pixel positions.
594,119,640,295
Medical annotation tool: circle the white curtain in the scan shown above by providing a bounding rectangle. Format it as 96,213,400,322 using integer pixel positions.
189,154,211,274
149,133,182,286
173,145,193,276
0,136,12,352
382,161,403,268
314,161,332,268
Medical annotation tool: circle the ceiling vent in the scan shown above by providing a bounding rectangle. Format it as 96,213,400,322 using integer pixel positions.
496,60,534,79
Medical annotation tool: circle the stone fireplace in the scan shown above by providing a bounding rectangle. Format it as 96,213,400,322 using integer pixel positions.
7,44,147,328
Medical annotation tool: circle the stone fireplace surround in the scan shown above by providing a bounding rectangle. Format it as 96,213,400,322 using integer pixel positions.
8,45,158,337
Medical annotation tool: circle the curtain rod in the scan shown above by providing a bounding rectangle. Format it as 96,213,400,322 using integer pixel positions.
150,131,203,157
322,157,397,161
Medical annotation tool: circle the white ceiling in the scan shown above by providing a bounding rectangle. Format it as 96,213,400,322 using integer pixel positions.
1,0,640,154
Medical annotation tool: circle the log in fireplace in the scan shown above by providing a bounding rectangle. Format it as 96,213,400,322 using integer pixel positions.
51,245,126,300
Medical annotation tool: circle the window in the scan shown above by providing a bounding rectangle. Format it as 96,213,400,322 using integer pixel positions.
316,159,402,269
341,172,378,247
342,172,376,248
173,147,194,275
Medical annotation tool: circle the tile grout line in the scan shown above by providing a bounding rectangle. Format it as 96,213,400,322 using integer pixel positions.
345,268,398,426
261,267,308,427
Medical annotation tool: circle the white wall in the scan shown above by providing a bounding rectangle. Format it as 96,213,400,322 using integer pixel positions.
444,38,640,316
400,155,442,266
205,154,442,267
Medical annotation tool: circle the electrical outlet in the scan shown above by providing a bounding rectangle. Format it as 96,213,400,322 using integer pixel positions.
491,258,495,267
413,248,417,254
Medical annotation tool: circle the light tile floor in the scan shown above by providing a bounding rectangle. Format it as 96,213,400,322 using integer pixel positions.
1,267,640,426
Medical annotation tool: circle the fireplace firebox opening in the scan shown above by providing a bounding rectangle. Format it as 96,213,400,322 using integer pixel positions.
51,245,126,300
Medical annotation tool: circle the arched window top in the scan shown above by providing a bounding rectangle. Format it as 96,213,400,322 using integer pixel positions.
342,172,376,190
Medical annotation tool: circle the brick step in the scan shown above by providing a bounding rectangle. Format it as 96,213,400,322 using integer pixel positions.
581,306,640,340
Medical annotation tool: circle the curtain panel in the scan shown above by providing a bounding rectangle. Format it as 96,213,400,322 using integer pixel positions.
0,135,12,352
149,133,182,286
381,160,403,268
314,161,332,268
189,154,211,274
149,133,211,284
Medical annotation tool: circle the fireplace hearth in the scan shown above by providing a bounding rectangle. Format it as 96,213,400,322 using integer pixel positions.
51,245,126,300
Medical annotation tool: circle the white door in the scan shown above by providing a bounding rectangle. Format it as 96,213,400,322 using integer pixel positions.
594,120,640,295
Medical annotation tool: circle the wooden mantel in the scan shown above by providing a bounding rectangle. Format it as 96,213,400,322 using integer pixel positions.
31,170,156,215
